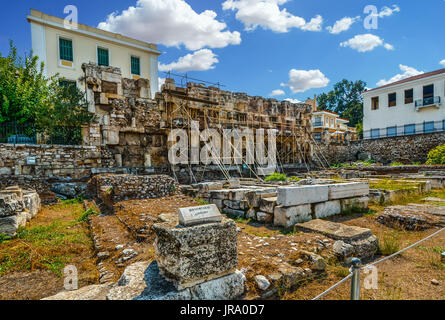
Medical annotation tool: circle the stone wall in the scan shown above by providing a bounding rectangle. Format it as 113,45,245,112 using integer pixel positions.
80,63,167,167
316,131,445,165
0,144,115,179
87,174,177,202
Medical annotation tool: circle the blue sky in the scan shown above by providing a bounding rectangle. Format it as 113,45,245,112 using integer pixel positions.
1,0,444,102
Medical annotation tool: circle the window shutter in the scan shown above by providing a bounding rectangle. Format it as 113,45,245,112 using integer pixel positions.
98,48,109,66
59,38,73,62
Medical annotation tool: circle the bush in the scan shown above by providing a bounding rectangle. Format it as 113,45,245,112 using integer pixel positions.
426,144,445,165
264,173,287,182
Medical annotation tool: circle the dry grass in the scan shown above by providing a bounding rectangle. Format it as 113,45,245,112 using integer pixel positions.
0,202,99,300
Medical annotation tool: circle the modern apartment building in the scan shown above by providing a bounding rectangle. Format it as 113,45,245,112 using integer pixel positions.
363,68,445,139
27,9,161,98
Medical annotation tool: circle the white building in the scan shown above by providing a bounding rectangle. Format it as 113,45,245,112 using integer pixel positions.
363,69,445,139
27,9,161,99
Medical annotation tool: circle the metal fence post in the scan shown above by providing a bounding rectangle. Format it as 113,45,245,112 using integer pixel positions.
350,258,361,300
441,252,445,263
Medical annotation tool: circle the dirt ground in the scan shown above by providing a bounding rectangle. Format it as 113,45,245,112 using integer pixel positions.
89,195,200,283
282,213,445,300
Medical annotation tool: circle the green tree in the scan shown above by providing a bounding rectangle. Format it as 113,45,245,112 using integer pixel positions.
317,79,367,127
0,41,50,123
0,41,95,143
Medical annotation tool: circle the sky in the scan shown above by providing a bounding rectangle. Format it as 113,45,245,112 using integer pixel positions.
1,0,444,102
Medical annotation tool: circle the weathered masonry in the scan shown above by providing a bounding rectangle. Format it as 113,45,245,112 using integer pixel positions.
78,64,314,182
158,78,314,180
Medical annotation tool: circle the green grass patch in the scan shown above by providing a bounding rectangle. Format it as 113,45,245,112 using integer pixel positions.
61,195,86,205
77,207,99,222
390,162,405,167
0,203,95,278
195,198,209,206
265,173,287,182
369,179,419,191
0,233,12,244
379,235,401,256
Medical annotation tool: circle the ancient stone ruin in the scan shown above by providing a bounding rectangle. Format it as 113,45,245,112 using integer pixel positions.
0,186,41,236
45,204,246,300
185,181,370,228
78,63,314,183
377,204,445,230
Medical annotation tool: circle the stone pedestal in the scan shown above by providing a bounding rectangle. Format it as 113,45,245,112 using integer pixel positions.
152,212,239,290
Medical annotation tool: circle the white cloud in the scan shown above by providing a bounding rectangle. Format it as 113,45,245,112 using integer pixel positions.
340,34,394,52
98,0,241,51
378,5,400,18
270,89,285,96
384,43,395,51
284,98,301,104
222,0,323,33
376,64,424,87
280,69,330,93
440,59,445,67
159,49,219,72
301,15,323,32
326,16,360,34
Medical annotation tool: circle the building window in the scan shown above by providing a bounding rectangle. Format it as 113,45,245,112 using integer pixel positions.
131,56,141,75
423,84,434,105
371,97,379,110
405,89,413,104
314,132,322,142
59,38,73,62
371,129,380,139
387,126,397,137
404,124,416,135
388,93,397,107
59,80,76,88
424,121,435,133
314,117,322,127
98,47,109,66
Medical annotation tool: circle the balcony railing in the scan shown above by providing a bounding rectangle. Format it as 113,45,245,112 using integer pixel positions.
363,119,445,140
415,96,441,110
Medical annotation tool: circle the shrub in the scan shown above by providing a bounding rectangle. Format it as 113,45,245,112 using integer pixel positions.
426,144,445,165
264,173,287,182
